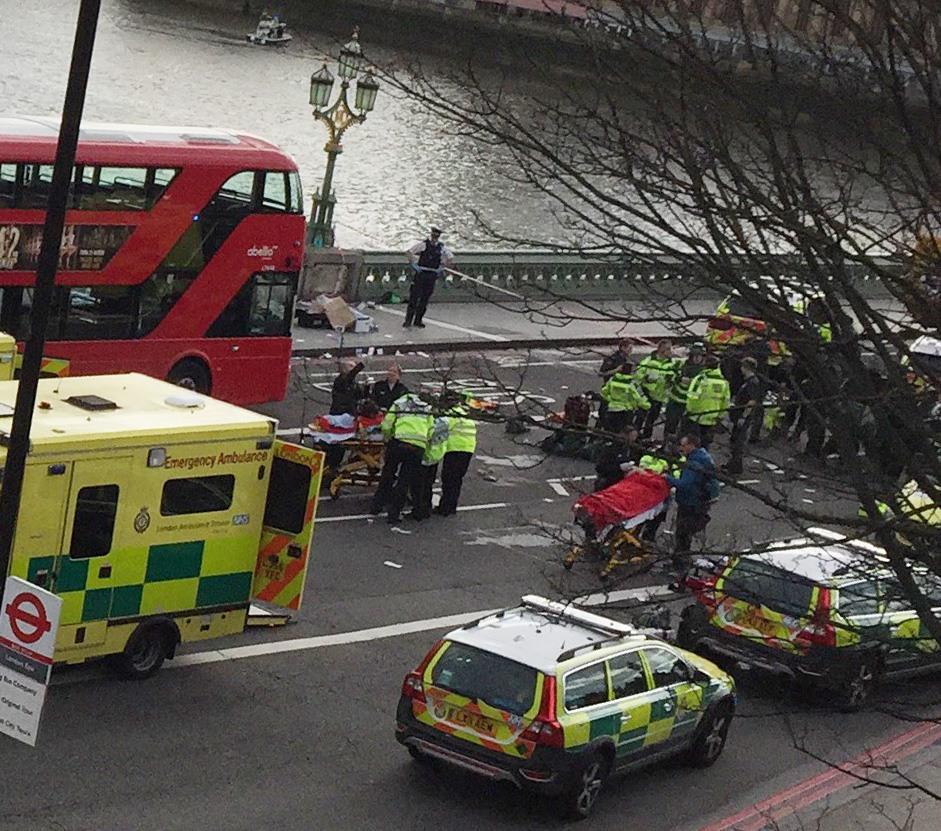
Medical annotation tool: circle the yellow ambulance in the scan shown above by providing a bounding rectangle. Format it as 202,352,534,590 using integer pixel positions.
1,373,323,678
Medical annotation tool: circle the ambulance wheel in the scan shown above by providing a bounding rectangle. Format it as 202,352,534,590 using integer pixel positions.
116,623,174,680
686,700,733,767
562,752,610,820
167,358,211,395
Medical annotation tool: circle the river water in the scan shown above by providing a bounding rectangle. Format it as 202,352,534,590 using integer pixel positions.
0,0,571,250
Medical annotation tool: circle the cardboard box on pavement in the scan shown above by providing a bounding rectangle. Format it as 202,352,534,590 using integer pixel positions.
323,296,355,330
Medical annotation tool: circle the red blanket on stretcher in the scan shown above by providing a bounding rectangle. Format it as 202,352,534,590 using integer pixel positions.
574,470,670,528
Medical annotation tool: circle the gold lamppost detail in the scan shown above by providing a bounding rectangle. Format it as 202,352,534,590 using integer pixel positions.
307,28,380,247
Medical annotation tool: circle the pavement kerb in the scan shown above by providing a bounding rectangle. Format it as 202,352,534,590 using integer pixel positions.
291,333,695,359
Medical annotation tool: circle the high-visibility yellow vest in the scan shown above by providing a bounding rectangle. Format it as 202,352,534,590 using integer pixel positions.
668,360,704,405
423,417,450,465
638,454,668,474
898,479,941,526
635,355,678,403
685,368,731,426
601,372,650,413
382,394,432,449
445,407,477,454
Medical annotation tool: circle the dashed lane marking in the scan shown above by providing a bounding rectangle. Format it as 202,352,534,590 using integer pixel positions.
549,482,570,496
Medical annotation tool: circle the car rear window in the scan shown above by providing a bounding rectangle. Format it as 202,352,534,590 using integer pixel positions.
912,351,941,380
430,642,538,716
722,557,815,616
725,297,761,318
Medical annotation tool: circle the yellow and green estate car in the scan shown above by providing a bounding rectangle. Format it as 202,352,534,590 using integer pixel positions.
395,595,735,819
679,528,941,712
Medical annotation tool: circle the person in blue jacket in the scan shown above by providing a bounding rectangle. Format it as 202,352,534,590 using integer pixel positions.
664,433,718,567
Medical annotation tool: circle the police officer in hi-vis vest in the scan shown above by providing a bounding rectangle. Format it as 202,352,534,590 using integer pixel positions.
404,226,454,328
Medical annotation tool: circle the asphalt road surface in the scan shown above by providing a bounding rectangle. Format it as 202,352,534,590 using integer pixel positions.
3,349,938,831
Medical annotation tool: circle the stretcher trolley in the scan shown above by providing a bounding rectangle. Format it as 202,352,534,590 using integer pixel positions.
563,469,670,580
302,413,385,499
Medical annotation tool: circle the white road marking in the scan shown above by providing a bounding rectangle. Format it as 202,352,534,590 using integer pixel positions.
737,479,761,485
549,482,570,496
378,307,508,342
51,584,674,683
547,475,594,483
384,561,403,569
318,501,509,523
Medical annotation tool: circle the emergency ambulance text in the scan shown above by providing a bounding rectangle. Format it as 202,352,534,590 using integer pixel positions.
164,450,269,471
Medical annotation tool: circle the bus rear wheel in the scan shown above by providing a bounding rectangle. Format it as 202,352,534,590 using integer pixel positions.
167,358,211,395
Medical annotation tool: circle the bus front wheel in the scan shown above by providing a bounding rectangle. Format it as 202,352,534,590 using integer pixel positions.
167,358,211,395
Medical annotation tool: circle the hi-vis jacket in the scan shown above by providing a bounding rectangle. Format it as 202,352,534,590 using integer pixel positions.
601,371,650,413
685,368,731,426
445,406,477,454
382,393,432,449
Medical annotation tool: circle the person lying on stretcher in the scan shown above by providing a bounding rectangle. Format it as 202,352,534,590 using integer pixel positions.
574,455,674,549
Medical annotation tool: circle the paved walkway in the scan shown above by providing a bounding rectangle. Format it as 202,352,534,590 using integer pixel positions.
291,299,714,356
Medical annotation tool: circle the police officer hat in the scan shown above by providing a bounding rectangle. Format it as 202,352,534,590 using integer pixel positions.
430,226,443,236
688,342,706,355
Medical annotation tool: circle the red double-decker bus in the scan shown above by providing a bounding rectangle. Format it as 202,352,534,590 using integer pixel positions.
0,116,305,404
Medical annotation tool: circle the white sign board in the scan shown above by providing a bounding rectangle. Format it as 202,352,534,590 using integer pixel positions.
0,576,62,747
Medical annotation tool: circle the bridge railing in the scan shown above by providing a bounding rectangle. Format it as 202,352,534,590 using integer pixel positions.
352,251,901,303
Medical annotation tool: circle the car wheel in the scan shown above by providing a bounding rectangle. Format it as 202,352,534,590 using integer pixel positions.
686,702,732,767
563,753,610,820
167,358,211,395
837,659,879,712
114,624,173,680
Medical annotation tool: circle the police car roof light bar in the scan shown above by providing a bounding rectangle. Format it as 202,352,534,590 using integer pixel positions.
805,526,887,558
520,594,636,637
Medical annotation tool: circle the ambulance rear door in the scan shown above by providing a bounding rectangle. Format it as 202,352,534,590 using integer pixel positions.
251,441,324,613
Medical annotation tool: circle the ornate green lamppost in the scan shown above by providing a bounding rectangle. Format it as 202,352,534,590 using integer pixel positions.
307,28,380,248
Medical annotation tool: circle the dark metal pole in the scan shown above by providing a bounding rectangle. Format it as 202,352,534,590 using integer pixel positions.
0,0,101,580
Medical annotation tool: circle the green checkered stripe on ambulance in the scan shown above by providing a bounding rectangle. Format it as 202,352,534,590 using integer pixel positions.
563,685,716,755
27,537,256,625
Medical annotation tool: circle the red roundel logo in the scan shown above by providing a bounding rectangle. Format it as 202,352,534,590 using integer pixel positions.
5,592,52,644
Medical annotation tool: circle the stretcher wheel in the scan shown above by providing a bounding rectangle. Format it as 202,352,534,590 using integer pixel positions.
562,545,583,570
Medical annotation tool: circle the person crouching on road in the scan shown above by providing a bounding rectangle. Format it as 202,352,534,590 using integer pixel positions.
404,226,454,328
664,434,718,570
600,363,649,433
435,396,478,516
370,393,432,525
634,339,677,440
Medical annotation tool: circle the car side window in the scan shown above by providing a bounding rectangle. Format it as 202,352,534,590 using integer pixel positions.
839,581,882,616
608,651,648,699
564,663,609,711
644,647,692,688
